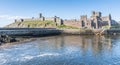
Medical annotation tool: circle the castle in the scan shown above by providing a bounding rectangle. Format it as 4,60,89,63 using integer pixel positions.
15,11,112,29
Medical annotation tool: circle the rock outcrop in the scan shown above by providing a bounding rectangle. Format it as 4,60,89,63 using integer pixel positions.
0,35,17,45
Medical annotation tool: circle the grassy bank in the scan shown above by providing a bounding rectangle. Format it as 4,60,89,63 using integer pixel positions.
6,20,57,28
57,25,79,29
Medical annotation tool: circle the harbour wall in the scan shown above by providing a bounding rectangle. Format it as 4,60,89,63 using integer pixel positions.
0,28,62,36
0,28,120,36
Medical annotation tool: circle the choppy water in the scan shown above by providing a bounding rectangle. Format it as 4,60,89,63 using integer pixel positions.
0,35,120,65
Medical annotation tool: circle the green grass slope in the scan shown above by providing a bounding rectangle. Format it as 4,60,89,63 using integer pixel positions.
5,20,57,28
5,20,80,29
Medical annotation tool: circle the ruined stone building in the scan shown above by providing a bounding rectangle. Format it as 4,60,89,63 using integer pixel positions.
64,11,112,29
15,13,63,26
15,11,112,29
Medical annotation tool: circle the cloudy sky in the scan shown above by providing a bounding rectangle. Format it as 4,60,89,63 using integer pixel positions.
0,0,120,27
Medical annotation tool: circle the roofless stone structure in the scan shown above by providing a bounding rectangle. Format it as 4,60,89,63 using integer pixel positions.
15,11,113,29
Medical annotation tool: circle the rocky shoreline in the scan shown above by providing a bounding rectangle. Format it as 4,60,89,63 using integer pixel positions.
0,35,17,45
0,28,120,46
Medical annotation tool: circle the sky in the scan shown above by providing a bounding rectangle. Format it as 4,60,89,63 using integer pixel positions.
0,0,120,27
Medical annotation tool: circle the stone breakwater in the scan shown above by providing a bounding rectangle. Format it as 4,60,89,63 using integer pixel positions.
0,28,61,36
0,28,120,36
59,29,120,35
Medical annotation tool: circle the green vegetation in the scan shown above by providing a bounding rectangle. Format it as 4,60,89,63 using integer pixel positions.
7,20,80,29
102,25,110,29
22,20,54,25
57,25,79,29
7,20,57,28
22,20,56,28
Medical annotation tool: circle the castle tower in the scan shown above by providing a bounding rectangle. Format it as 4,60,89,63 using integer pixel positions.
43,17,45,21
96,12,101,17
15,19,17,22
54,16,62,25
80,15,87,20
92,11,95,16
39,13,42,18
94,17,99,29
108,14,112,27
80,15,87,28
54,16,57,22
92,11,101,17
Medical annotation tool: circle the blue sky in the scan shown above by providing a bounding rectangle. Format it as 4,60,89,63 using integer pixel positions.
0,0,120,27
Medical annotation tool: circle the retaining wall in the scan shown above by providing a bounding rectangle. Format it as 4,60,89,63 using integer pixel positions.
0,28,120,36
0,28,62,36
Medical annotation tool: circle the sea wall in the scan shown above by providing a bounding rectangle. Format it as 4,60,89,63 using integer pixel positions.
60,29,94,35
0,28,120,36
0,28,61,36
59,29,120,35
105,29,120,35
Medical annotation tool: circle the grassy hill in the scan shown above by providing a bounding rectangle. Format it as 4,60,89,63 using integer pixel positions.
5,20,57,28
5,20,79,29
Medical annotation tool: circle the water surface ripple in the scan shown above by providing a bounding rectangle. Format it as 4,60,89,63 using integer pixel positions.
0,35,120,65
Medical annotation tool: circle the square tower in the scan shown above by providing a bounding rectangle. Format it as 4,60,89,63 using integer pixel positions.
92,11,101,17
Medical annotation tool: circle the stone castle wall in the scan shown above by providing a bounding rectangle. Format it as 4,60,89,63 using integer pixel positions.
14,11,113,29
45,17,54,21
15,14,62,26
15,18,44,22
63,11,112,29
63,20,81,28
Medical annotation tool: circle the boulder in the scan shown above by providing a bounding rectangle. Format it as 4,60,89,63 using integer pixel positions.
0,34,17,45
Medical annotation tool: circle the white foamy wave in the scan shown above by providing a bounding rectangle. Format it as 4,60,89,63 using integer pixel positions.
23,55,34,60
65,46,79,54
18,53,60,62
0,54,4,57
4,48,12,51
111,61,120,65
0,53,10,58
0,59,7,65
37,53,60,57
19,55,35,61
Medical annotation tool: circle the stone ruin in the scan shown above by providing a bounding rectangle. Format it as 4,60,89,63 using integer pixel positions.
64,11,112,29
15,11,114,29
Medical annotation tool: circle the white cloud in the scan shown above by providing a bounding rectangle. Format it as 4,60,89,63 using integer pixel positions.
0,15,29,20
0,15,30,27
